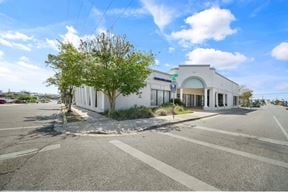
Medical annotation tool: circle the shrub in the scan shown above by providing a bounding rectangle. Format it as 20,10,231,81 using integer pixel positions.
16,95,37,103
154,108,168,116
104,103,193,120
169,98,185,106
155,104,186,115
174,105,184,112
107,106,154,120
160,102,172,107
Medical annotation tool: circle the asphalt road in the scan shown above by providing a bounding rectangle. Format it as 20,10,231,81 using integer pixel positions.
0,103,288,190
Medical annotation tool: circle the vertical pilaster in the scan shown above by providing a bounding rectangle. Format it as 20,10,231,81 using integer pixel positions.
204,88,207,108
180,88,183,101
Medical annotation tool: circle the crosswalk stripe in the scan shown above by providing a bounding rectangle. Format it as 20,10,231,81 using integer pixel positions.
110,140,218,191
160,132,288,169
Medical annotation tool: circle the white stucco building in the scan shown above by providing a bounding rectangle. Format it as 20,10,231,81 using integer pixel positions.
74,65,240,112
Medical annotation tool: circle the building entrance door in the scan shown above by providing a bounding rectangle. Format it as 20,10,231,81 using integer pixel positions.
183,94,194,107
196,95,202,107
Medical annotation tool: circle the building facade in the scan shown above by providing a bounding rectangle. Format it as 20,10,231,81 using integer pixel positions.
74,65,240,112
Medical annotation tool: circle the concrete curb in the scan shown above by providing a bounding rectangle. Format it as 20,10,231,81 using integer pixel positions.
53,112,219,136
141,113,219,132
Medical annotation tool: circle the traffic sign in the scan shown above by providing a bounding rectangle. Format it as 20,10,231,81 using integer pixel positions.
170,74,178,81
170,82,177,93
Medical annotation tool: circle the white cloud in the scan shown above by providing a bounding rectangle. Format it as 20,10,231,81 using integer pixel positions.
0,38,31,51
185,48,248,70
271,42,288,61
276,83,288,91
45,39,59,50
35,38,58,50
61,25,81,48
155,59,160,65
17,56,40,70
171,7,237,45
168,47,175,53
107,7,148,17
92,7,102,17
59,25,104,49
91,8,106,31
0,65,10,75
0,55,55,93
0,31,33,41
140,0,174,31
34,25,97,50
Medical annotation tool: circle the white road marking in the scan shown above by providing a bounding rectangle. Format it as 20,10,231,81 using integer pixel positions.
109,140,218,191
0,149,38,161
160,133,288,169
0,104,25,107
0,144,60,161
40,144,61,152
0,124,53,131
273,116,288,140
190,125,288,146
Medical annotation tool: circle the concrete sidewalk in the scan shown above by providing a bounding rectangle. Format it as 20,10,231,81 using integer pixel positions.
55,106,218,135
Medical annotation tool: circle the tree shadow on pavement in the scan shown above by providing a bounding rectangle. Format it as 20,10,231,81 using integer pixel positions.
20,113,77,139
29,124,61,136
24,114,57,122
16,124,77,142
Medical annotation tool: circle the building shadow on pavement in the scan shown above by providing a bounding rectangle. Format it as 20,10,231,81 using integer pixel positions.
218,108,257,115
37,108,60,111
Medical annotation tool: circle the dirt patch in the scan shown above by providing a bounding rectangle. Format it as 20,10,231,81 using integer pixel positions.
65,111,85,122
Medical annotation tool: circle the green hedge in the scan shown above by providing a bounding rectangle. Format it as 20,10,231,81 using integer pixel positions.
106,106,154,121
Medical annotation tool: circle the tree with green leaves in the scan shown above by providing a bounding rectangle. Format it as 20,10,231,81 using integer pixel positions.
240,91,253,107
46,42,84,112
80,32,154,115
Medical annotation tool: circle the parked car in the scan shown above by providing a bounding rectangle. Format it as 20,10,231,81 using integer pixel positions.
0,99,6,104
251,101,261,108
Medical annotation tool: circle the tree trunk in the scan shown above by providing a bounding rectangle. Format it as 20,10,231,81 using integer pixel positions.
67,88,73,112
107,91,117,117
108,97,116,116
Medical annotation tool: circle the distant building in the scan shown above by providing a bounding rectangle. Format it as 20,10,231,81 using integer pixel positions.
75,65,240,112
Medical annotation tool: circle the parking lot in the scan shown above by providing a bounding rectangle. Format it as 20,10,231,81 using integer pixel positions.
0,103,288,190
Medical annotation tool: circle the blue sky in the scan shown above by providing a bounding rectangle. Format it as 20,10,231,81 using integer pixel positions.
0,0,287,99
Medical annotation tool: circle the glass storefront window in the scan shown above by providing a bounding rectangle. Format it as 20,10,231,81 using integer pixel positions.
157,90,164,106
151,89,171,106
164,91,170,103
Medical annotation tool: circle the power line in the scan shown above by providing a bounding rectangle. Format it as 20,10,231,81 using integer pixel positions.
93,0,114,34
81,0,97,33
83,0,115,34
75,0,84,25
109,0,133,31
